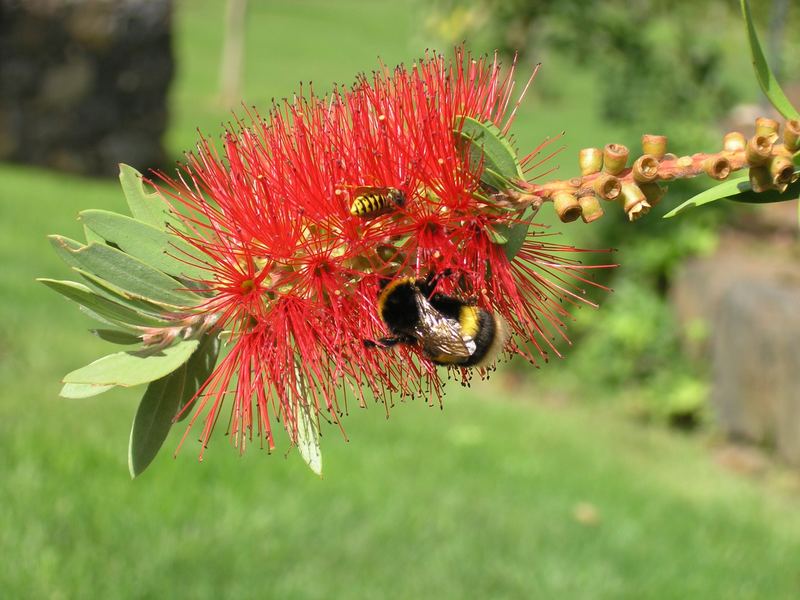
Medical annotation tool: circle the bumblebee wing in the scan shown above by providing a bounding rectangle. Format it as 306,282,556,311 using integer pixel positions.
412,294,475,363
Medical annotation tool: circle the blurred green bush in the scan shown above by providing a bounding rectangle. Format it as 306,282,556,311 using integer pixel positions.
425,0,800,424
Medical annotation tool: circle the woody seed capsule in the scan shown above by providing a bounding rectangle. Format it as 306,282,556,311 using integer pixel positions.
703,156,731,180
639,183,666,207
723,131,746,153
745,135,772,166
768,155,795,188
748,166,773,193
641,134,667,159
578,194,604,223
620,183,650,221
578,148,603,175
755,117,779,142
632,155,659,183
553,191,582,223
784,120,800,152
603,143,629,175
593,173,621,200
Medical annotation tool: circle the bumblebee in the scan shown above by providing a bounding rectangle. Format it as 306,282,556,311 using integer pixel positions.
349,186,406,218
365,274,509,368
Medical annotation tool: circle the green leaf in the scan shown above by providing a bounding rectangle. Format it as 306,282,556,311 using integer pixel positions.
75,269,176,318
741,0,800,120
63,339,199,387
728,179,800,204
79,306,138,331
128,366,187,478
83,224,105,245
493,213,530,260
60,382,115,399
48,236,201,308
457,116,524,190
175,334,220,422
665,175,800,218
39,279,169,328
91,329,142,345
294,364,322,476
79,210,208,280
48,235,85,267
664,176,750,217
486,227,509,245
496,219,531,261
119,164,181,231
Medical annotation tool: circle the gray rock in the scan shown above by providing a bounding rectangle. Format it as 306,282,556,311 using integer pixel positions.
712,278,800,464
0,0,173,176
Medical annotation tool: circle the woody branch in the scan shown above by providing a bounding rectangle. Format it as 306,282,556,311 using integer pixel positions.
508,117,800,223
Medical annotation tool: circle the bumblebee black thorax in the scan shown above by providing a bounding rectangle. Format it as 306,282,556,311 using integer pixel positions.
377,278,421,333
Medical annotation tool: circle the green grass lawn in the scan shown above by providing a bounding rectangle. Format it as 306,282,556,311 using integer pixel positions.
1,1,799,598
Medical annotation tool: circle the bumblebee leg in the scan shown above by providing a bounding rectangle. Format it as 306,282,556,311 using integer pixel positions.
364,337,397,349
419,268,454,295
363,335,416,349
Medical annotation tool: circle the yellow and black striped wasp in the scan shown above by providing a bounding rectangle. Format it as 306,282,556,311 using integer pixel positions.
348,186,406,218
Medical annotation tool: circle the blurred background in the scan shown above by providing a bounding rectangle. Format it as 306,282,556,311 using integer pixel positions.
1,0,799,597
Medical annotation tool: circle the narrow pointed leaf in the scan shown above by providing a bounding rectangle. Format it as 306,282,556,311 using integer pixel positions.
294,364,322,476
486,227,509,245
75,269,179,318
297,405,322,476
457,116,524,189
63,339,199,387
48,235,86,268
39,279,169,328
664,175,800,218
741,0,799,120
91,329,142,345
119,164,181,231
176,334,221,422
83,224,105,245
728,179,800,204
48,236,201,307
79,306,139,331
128,366,187,477
495,213,531,260
60,382,115,399
79,210,208,280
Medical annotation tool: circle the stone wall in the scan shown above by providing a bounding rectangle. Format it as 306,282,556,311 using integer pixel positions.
0,0,173,176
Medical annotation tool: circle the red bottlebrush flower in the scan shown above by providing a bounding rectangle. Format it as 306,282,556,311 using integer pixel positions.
155,49,613,457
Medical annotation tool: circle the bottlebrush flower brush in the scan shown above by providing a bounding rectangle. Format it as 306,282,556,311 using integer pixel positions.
40,50,618,476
